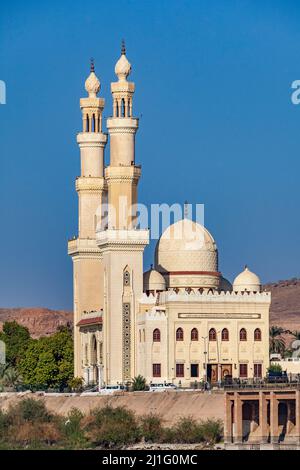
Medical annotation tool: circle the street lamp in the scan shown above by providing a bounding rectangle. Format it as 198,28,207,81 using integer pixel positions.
202,336,208,383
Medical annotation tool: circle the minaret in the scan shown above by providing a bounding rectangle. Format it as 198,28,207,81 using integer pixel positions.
68,61,107,378
97,43,149,385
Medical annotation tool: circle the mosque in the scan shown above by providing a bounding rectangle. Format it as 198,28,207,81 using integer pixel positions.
68,45,271,387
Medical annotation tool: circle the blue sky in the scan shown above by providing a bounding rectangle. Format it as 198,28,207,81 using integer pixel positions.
1,0,300,310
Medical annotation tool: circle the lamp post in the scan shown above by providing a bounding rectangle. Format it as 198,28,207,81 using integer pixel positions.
202,336,208,383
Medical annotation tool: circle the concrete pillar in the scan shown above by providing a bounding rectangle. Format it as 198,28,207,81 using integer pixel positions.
259,391,269,443
224,394,233,444
270,392,279,444
234,392,243,443
287,400,293,435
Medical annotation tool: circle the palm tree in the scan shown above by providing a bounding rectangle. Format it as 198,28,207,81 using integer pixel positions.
269,326,286,355
0,364,22,390
131,375,147,391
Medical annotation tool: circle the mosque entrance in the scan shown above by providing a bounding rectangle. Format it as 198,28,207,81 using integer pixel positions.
207,364,218,382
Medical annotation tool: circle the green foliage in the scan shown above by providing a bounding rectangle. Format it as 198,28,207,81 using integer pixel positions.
0,321,30,366
9,398,50,423
200,419,223,444
140,414,164,442
63,408,87,448
18,327,73,390
267,363,283,374
68,376,84,392
87,405,140,448
269,326,286,355
131,374,147,391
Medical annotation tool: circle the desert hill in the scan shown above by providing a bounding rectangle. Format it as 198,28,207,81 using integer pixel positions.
0,279,299,338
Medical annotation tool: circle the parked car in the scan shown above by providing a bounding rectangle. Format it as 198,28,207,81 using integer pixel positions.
149,383,178,392
99,384,126,394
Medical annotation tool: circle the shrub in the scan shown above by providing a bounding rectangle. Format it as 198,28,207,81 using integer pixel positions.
267,363,282,374
63,408,87,448
140,414,164,442
87,405,140,448
169,416,203,444
200,419,223,444
131,375,147,391
10,421,62,447
7,398,50,425
68,377,84,392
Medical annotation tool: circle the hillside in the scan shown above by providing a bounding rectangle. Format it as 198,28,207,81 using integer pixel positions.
0,308,72,338
264,279,300,331
0,279,299,338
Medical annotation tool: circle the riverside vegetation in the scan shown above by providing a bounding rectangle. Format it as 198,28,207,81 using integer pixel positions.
0,398,223,449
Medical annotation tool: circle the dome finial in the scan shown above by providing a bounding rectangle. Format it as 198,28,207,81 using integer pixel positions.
90,57,95,73
121,39,126,55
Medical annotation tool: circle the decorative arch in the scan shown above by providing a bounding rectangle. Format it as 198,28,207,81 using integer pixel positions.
191,328,198,341
240,328,247,341
153,328,161,342
176,327,184,341
209,328,217,341
254,328,262,341
222,328,229,341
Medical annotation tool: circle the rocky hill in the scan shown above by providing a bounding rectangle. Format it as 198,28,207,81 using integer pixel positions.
264,278,300,331
0,308,72,338
0,279,299,338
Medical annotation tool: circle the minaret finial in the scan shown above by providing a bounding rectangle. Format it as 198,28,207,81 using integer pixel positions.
90,57,95,73
121,39,126,55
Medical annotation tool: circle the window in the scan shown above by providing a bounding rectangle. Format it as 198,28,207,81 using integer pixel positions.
176,363,184,377
254,328,262,341
153,364,161,377
254,364,262,378
239,363,248,378
176,327,184,341
239,328,247,341
221,328,229,341
191,328,198,341
209,328,216,341
123,270,130,286
153,328,161,342
191,364,199,378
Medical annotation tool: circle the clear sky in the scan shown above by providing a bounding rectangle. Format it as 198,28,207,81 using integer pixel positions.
1,0,300,310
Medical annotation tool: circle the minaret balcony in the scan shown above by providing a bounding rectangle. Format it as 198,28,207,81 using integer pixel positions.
96,228,149,250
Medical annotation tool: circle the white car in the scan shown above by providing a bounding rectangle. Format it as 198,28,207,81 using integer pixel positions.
149,383,177,392
99,385,126,394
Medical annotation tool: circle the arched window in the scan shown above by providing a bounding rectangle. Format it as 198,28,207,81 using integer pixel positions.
176,327,184,341
191,328,198,341
222,328,229,341
121,98,126,117
254,328,262,341
209,328,217,341
240,328,247,341
153,328,161,342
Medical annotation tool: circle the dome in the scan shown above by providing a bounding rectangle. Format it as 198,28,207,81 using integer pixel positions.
155,219,218,273
219,276,233,292
155,219,219,289
115,53,131,81
143,267,166,292
233,266,261,292
85,71,100,98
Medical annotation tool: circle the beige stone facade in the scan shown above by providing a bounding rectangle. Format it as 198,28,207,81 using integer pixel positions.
69,48,270,387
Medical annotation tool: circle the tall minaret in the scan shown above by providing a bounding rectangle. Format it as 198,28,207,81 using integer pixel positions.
68,61,107,378
97,43,149,385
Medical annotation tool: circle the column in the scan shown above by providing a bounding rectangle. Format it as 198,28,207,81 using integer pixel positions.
234,392,243,443
270,392,279,444
224,394,233,444
259,391,269,443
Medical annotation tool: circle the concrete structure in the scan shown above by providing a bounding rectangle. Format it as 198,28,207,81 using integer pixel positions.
225,387,300,449
69,45,271,387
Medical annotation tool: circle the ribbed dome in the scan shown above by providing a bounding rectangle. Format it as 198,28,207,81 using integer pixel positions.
143,268,166,292
155,219,218,273
233,266,261,292
115,53,131,81
85,71,100,97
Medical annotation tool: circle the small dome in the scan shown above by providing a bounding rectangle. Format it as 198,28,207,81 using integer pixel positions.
115,53,131,81
219,276,232,292
233,266,261,292
85,71,100,97
143,267,166,292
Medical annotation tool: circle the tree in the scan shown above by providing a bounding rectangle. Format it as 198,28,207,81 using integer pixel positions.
131,375,147,391
269,326,286,355
19,327,74,390
0,321,31,366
